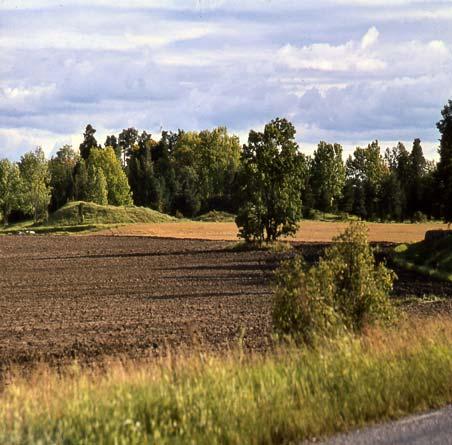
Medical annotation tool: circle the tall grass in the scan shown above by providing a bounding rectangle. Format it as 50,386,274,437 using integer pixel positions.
0,317,451,444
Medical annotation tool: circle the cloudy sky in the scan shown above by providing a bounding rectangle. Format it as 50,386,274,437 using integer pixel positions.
1,0,452,160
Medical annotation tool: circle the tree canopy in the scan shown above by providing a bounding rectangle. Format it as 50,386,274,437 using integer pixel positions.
236,118,306,242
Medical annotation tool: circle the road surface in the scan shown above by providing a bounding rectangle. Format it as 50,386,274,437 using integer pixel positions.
317,405,452,444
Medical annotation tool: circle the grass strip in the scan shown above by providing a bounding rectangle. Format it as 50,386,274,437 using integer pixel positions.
0,317,451,445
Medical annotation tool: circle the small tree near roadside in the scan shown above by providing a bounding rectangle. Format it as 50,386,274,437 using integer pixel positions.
236,118,305,243
273,222,395,344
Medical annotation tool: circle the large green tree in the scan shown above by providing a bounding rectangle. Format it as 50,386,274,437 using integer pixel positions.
49,145,78,211
436,100,452,224
127,132,160,209
408,138,427,217
118,127,139,166
346,141,387,219
89,147,132,205
236,118,305,242
0,159,23,225
86,163,108,205
19,147,51,222
196,127,241,211
310,141,345,212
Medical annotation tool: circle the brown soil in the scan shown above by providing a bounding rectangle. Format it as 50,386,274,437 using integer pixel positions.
0,236,450,374
97,220,450,243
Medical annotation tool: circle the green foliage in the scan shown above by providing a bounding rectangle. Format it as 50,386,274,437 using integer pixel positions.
170,128,241,216
310,141,345,212
127,134,159,209
346,141,387,219
394,234,452,282
196,127,241,211
79,124,98,160
118,127,139,165
0,159,23,224
436,100,452,223
274,256,343,345
273,222,395,343
89,147,132,206
86,164,108,205
412,210,428,223
379,172,404,221
48,145,78,211
236,117,306,242
18,147,51,222
73,159,89,202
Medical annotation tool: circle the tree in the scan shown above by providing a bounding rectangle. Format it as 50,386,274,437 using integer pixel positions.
73,159,89,201
172,131,202,216
379,172,404,221
153,131,178,213
196,127,241,211
436,100,452,224
408,138,427,217
127,132,160,209
19,147,51,222
0,159,23,225
383,142,409,219
236,118,305,242
89,147,132,205
118,127,139,166
310,141,345,212
86,164,108,205
105,134,120,160
346,141,387,219
79,124,98,160
49,145,78,211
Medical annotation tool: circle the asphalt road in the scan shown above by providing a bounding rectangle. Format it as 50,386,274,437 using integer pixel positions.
317,405,452,445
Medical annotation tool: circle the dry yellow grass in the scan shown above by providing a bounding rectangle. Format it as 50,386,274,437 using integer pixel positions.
96,220,448,243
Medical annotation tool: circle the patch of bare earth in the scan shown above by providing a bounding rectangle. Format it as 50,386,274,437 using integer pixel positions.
0,237,450,377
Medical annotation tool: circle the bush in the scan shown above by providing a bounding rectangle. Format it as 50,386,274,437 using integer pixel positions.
273,256,342,345
273,222,395,344
412,211,428,223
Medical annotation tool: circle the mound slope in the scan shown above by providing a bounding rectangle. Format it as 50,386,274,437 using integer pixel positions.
49,201,175,226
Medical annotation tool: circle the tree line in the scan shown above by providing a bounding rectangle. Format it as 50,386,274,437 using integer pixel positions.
1,100,452,232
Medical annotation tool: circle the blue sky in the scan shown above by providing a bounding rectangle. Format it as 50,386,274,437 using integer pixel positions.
1,0,452,160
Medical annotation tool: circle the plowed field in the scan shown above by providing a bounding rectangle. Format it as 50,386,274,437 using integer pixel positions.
0,236,451,372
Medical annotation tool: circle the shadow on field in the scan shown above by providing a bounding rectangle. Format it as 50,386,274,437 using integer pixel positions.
144,290,272,301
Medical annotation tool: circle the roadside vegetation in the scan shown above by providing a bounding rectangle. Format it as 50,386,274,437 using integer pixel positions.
0,316,451,445
395,235,452,282
273,222,395,344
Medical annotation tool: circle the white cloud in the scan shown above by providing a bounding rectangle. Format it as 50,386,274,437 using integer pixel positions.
0,1,450,160
361,26,379,49
278,28,386,72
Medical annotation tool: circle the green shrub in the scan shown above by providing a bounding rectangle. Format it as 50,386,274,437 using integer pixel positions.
273,222,395,343
412,211,428,223
273,256,342,345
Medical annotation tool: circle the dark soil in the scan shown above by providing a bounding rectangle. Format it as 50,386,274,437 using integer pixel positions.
0,236,450,373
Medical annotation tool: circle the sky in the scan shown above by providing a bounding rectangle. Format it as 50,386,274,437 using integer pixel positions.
1,0,452,160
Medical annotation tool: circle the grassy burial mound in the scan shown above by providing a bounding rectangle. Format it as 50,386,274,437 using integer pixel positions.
194,210,236,222
48,201,175,227
395,232,452,282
